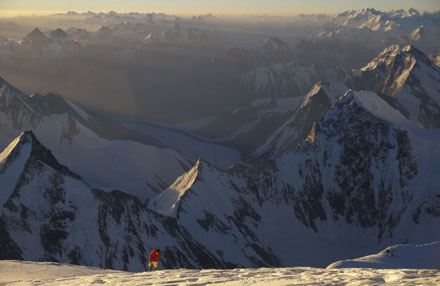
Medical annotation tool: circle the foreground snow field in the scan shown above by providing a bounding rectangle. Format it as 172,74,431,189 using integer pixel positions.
1,260,439,286
328,242,440,269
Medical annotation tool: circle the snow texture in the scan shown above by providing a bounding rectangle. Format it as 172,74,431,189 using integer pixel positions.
0,260,439,285
328,241,440,269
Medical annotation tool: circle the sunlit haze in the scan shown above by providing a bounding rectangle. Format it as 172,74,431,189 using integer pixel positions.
1,0,439,17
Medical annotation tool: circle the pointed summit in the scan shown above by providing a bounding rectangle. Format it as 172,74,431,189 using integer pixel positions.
257,36,294,66
0,76,30,108
23,28,47,44
347,45,440,128
149,159,201,217
251,82,349,158
50,28,68,42
0,130,79,180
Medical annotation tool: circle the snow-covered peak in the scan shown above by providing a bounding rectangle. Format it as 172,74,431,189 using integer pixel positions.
327,241,440,269
28,92,93,122
340,90,408,125
0,131,35,164
356,44,427,83
351,8,381,18
149,159,201,217
0,130,79,181
250,81,349,158
0,77,93,124
410,25,425,41
0,77,32,108
300,81,347,108
349,44,440,128
408,8,421,17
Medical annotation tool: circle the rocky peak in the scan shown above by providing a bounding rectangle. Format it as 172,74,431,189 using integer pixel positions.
347,45,440,128
0,76,30,108
23,28,47,44
0,130,80,179
256,37,294,66
50,28,68,42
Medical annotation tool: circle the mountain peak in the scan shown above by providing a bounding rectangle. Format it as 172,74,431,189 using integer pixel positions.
149,159,201,217
263,36,289,50
361,44,429,73
50,28,68,41
348,45,440,128
0,131,34,164
23,28,47,44
0,76,30,107
19,130,37,142
0,130,80,179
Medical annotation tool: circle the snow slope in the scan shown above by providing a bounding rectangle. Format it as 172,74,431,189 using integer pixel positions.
120,119,241,168
1,260,439,286
328,241,440,269
0,77,191,200
0,132,234,270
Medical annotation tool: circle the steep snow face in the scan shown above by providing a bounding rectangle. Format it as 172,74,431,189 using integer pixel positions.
348,45,440,128
0,78,191,201
1,90,440,270
0,132,33,207
252,82,349,158
149,160,200,217
150,160,286,268
0,132,230,270
193,95,305,157
240,62,316,98
328,241,440,269
146,89,440,267
240,58,346,100
119,119,241,168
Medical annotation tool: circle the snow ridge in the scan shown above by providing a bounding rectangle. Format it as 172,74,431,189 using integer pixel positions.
328,241,440,269
149,160,200,217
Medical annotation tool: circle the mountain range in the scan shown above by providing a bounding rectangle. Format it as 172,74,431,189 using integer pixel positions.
0,43,439,271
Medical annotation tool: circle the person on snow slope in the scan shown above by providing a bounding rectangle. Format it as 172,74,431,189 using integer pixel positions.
149,248,160,271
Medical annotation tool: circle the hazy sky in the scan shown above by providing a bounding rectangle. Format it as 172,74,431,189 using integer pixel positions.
1,0,439,16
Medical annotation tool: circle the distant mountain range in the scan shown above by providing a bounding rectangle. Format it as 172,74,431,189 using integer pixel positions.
1,44,439,271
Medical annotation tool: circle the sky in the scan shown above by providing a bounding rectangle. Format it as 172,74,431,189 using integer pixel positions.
0,0,439,17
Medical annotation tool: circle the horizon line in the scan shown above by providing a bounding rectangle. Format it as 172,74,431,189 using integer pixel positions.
1,7,439,19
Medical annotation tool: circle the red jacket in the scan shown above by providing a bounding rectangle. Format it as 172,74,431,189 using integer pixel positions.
149,249,160,262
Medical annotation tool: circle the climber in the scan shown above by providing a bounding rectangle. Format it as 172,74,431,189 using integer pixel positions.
149,248,161,271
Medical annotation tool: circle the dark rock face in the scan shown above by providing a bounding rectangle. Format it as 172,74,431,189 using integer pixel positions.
0,216,23,260
289,92,419,240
